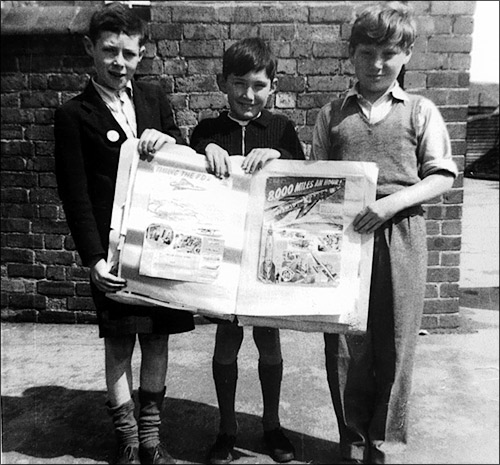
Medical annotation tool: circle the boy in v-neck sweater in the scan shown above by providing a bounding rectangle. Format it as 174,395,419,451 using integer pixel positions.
312,2,457,464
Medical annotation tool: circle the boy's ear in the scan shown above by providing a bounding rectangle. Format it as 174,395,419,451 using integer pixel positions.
269,78,278,94
217,73,227,93
138,45,146,62
403,44,414,64
83,36,94,57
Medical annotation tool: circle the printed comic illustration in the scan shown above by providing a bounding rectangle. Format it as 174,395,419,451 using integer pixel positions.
258,176,346,286
139,165,229,283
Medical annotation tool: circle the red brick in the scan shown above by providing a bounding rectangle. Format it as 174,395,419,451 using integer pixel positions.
75,311,98,324
38,310,76,324
426,267,460,283
171,5,217,22
189,94,226,110
229,24,260,40
428,36,473,54
1,157,27,170
425,283,439,298
1,309,39,322
67,297,96,311
184,24,229,41
1,219,31,233
441,252,460,267
308,76,350,92
427,236,461,251
37,279,74,295
437,313,460,328
420,314,438,329
176,76,218,93
180,41,224,58
7,233,43,249
298,58,341,76
10,294,46,310
309,4,354,23
149,23,182,42
440,283,460,298
431,1,475,15
35,250,75,266
424,298,459,314
261,25,296,41
1,74,27,91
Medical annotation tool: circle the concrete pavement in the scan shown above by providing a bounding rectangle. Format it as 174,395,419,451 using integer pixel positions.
1,178,499,464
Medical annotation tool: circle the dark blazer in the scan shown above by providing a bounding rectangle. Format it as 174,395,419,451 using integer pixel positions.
55,80,184,268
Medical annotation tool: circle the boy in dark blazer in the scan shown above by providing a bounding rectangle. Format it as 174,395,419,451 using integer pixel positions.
54,3,194,464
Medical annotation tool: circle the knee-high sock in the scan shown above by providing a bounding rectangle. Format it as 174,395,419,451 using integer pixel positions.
258,360,283,431
138,386,166,448
106,398,139,447
212,359,238,435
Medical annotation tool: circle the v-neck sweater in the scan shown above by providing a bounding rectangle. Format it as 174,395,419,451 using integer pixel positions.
325,95,423,197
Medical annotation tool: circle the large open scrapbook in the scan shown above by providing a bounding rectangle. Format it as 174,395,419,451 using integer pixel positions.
107,139,378,333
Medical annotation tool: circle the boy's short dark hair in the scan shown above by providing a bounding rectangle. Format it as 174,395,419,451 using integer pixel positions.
349,1,416,54
88,1,147,46
222,38,277,81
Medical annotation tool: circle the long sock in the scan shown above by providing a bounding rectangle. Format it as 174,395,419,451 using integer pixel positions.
258,360,283,431
106,398,139,447
212,358,238,436
138,386,166,449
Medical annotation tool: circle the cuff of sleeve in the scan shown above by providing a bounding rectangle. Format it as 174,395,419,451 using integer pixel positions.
420,160,458,179
87,254,106,269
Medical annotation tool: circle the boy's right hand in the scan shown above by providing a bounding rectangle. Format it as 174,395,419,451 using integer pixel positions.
90,259,127,293
205,143,232,178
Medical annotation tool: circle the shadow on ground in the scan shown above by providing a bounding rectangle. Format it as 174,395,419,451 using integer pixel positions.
1,386,339,464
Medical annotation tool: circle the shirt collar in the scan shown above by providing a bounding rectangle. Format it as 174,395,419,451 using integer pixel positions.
92,78,134,101
225,109,271,127
341,81,408,109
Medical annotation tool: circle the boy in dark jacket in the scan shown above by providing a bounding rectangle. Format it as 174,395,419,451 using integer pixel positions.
54,3,194,464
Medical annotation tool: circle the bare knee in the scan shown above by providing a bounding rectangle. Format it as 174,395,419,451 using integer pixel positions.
105,335,136,365
138,333,169,357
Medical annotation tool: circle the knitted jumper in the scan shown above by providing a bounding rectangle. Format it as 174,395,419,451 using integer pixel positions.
327,95,423,197
190,109,304,160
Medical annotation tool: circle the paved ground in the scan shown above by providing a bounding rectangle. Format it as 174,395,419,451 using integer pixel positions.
1,178,498,464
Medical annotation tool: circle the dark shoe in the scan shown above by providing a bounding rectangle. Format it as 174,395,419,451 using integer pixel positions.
139,443,175,464
263,428,295,463
207,433,237,464
115,444,140,465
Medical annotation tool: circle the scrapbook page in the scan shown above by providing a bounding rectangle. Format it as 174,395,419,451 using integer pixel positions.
107,140,378,332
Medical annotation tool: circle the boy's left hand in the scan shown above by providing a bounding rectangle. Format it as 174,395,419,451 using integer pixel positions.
353,197,399,234
138,128,176,160
242,148,280,174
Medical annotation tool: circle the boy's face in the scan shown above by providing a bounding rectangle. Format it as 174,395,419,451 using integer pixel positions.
351,43,412,102
219,69,277,121
84,31,144,92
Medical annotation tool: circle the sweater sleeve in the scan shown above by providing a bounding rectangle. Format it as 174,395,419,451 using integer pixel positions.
277,119,305,160
189,119,219,154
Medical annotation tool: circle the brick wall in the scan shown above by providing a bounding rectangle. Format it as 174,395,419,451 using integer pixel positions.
0,1,473,328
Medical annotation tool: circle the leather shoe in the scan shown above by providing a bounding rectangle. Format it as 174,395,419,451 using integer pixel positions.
263,427,295,463
207,433,237,464
115,444,140,464
139,443,175,464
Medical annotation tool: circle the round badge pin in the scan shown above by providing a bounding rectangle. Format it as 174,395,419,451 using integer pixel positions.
107,130,120,142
